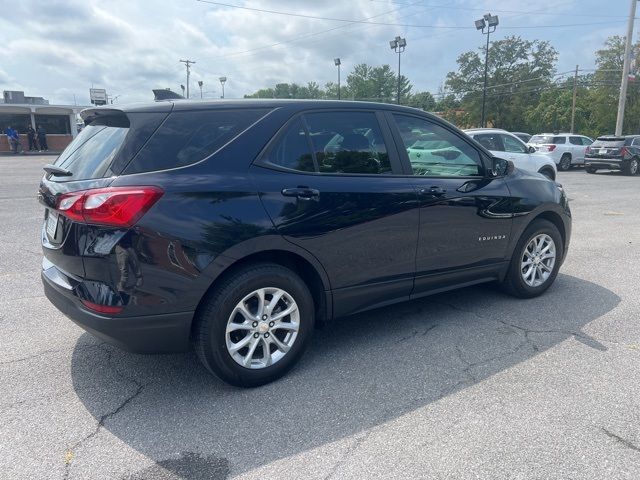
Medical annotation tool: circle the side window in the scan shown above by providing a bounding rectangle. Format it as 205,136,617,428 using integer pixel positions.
569,136,582,145
474,133,505,152
393,114,483,177
264,118,315,172
581,137,593,146
553,136,566,144
633,137,640,146
303,111,392,174
502,134,527,153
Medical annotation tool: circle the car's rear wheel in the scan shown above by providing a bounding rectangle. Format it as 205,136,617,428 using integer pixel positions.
559,154,572,171
623,158,639,176
585,166,597,174
194,263,315,387
502,219,563,298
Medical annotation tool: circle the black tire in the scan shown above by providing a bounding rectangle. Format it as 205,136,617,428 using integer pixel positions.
585,166,597,174
623,158,639,176
194,263,315,387
558,154,572,171
538,168,555,181
502,219,563,298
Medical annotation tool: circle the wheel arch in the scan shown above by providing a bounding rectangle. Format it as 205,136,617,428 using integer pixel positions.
537,166,556,181
530,210,566,253
193,248,331,338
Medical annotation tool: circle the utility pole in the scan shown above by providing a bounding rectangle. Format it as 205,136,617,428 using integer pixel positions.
179,59,196,99
615,0,638,136
475,14,499,128
570,65,579,133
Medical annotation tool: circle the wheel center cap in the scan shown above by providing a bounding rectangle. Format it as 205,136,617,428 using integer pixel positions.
258,322,269,333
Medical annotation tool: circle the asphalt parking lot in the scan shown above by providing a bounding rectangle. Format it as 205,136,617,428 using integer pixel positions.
1,155,639,480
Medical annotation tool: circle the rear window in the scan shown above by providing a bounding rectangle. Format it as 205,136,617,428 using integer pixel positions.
53,116,129,182
124,109,270,174
530,135,566,145
592,137,625,148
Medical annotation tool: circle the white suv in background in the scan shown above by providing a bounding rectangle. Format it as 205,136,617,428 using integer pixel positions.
528,133,593,171
465,128,558,180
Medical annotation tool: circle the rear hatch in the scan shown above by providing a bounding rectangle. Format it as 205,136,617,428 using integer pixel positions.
586,137,625,158
39,107,170,278
529,135,562,153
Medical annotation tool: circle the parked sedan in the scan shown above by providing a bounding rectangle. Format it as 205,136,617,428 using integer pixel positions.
465,128,557,180
40,100,571,387
528,133,593,171
585,135,640,175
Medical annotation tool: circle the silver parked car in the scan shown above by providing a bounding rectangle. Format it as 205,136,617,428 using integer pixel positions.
465,128,557,180
528,133,593,171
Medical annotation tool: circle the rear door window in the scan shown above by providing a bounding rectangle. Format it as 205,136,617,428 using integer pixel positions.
473,133,505,152
569,136,582,145
124,108,270,174
304,111,392,175
263,118,315,172
553,136,566,144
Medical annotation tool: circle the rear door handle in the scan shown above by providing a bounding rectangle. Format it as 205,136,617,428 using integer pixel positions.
419,186,447,196
281,187,320,200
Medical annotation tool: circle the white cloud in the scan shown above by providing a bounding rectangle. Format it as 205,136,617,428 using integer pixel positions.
0,0,626,105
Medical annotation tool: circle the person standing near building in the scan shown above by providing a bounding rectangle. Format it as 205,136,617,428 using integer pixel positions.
5,126,21,154
26,125,37,151
37,125,48,151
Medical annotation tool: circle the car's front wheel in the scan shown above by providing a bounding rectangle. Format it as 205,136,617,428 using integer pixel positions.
502,219,563,298
538,167,555,180
194,263,315,387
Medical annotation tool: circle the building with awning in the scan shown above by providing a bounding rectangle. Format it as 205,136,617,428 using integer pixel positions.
1,91,87,152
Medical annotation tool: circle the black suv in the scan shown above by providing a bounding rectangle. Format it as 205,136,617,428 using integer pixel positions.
39,100,571,387
585,135,640,175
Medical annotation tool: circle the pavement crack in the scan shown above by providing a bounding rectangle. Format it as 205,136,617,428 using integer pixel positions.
499,320,610,352
0,342,106,367
323,432,370,480
395,324,438,344
62,346,145,480
601,428,640,453
427,299,487,319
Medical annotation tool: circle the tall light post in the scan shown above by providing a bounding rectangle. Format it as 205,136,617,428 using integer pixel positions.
180,84,185,97
389,36,407,104
198,80,204,99
179,59,196,98
615,0,638,135
334,58,341,100
219,76,227,99
475,13,499,128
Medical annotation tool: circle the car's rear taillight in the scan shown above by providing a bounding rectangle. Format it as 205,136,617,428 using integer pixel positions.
547,145,557,152
620,147,629,157
56,186,163,227
585,146,591,154
81,299,123,314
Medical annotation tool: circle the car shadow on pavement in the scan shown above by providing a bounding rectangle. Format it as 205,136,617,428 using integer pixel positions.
70,273,619,479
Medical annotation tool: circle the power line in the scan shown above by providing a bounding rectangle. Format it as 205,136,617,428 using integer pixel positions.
196,1,625,30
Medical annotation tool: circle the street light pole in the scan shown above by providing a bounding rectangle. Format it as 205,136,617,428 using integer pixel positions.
615,0,638,136
198,80,204,99
334,58,341,100
179,59,195,99
475,14,499,128
389,36,407,105
219,77,227,99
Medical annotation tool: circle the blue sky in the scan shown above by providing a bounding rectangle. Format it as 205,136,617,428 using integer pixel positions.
0,0,635,105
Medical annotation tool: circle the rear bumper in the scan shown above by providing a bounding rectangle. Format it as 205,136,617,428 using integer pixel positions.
584,158,623,170
42,266,193,353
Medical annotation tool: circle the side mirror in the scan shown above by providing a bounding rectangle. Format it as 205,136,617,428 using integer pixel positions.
528,146,536,154
490,157,515,177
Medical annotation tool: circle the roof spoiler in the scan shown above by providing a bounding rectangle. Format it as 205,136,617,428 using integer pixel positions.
80,108,127,123
153,89,185,101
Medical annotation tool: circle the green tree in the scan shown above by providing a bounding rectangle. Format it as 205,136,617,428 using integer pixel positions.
407,91,436,111
345,63,412,103
445,35,558,129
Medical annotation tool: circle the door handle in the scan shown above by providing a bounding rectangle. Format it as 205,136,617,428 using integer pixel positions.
281,187,320,200
419,186,447,196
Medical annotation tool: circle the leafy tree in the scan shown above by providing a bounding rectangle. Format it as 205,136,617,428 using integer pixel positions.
445,35,558,129
407,91,436,111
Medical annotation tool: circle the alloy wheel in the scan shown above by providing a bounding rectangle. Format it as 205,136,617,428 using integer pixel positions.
631,159,638,175
520,234,556,288
225,287,300,369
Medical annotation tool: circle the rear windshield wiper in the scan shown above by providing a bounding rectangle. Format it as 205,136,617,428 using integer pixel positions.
43,164,73,177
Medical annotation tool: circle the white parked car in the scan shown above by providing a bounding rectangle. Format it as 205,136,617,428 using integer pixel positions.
465,128,558,180
528,133,593,171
